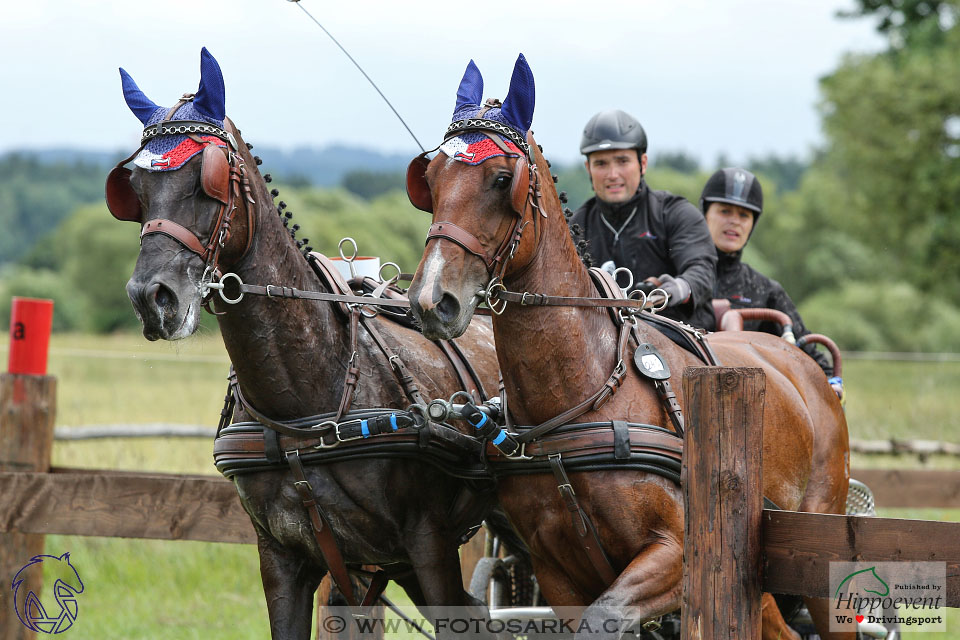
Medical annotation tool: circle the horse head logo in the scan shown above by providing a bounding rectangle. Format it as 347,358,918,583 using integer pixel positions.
12,552,84,634
834,565,889,598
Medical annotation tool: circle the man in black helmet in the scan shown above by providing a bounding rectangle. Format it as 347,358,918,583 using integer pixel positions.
702,168,838,386
569,109,717,330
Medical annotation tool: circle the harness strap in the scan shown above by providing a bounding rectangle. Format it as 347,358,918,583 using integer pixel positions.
360,317,426,407
285,449,359,607
515,321,631,444
141,219,209,257
654,380,685,439
548,454,618,587
427,222,497,270
436,339,481,403
335,307,362,422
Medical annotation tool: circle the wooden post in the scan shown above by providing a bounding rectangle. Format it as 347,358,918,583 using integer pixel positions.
0,374,57,640
681,367,764,640
460,529,487,592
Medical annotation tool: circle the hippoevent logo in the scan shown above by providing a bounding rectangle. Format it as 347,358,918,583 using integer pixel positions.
11,553,84,634
830,561,945,633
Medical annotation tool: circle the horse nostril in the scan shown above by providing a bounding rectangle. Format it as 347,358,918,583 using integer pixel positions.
155,285,173,308
145,282,177,313
435,293,461,324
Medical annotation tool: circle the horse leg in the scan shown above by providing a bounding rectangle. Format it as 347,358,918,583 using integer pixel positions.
404,531,498,639
576,540,683,640
256,526,324,640
761,593,801,640
802,597,858,640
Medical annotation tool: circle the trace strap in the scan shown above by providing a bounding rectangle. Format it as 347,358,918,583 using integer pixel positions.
494,288,667,311
209,273,411,308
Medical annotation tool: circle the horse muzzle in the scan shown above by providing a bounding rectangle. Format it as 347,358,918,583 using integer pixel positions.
126,275,199,341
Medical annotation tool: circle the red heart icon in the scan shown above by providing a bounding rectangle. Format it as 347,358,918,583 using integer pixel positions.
856,615,865,623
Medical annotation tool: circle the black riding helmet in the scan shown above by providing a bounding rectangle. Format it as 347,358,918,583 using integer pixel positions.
700,168,764,223
580,109,648,156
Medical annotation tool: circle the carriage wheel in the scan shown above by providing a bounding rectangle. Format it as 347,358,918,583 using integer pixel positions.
468,557,513,608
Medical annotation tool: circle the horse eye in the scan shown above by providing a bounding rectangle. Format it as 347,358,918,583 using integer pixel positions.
494,175,512,190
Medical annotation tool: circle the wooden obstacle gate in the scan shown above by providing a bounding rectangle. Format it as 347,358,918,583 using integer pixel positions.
680,367,960,639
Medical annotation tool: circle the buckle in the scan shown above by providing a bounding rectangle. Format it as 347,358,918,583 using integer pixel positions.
504,441,532,461
334,422,365,443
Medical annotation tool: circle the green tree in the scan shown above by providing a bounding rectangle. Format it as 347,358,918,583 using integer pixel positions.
840,0,960,50
817,29,960,302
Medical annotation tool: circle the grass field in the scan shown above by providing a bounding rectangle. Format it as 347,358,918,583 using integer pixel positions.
1,332,958,638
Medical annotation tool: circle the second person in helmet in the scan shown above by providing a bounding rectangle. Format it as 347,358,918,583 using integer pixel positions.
569,109,718,330
702,167,835,378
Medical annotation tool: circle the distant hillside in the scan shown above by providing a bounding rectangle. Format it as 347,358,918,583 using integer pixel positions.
1,144,416,188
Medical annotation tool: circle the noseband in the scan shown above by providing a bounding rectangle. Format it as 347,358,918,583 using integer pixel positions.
105,94,256,296
406,113,543,294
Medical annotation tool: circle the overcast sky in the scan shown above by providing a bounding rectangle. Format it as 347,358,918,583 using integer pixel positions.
0,0,883,165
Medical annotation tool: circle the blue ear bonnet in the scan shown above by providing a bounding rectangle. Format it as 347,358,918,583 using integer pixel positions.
450,54,535,142
119,47,228,171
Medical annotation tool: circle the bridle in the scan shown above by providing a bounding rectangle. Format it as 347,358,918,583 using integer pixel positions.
406,104,544,312
105,94,256,302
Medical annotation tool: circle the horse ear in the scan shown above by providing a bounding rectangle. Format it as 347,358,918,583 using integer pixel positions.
454,59,484,114
194,47,226,121
119,68,161,125
501,53,535,133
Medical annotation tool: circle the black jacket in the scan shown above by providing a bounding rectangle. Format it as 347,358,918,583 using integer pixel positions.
715,249,833,376
569,184,717,330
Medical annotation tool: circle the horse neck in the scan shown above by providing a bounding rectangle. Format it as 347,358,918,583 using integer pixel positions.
214,137,349,418
493,150,621,425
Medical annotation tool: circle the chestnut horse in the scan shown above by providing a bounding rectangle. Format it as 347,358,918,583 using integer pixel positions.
108,49,512,639
407,55,852,640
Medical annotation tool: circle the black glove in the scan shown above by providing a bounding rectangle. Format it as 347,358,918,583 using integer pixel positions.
656,274,691,307
634,279,659,296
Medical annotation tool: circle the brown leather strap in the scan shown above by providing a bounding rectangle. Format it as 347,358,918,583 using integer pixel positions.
494,289,662,310
516,322,631,444
436,339,480,402
141,219,209,256
486,424,683,462
335,307,362,422
360,317,426,407
548,454,618,587
654,380,684,438
361,570,391,608
447,338,488,402
427,222,495,269
286,450,358,607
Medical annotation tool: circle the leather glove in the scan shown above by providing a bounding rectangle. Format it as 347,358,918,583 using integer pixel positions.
656,274,691,307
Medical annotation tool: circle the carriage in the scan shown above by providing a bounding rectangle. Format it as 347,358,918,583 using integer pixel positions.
107,48,896,640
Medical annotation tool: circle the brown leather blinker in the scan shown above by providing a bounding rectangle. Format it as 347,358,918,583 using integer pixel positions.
104,144,231,223
406,153,433,213
105,166,143,222
405,152,529,216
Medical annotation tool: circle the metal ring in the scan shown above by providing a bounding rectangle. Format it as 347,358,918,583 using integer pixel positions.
612,267,634,293
648,288,669,312
484,281,508,315
338,237,359,262
359,295,379,319
217,272,245,304
449,390,474,406
628,288,648,307
378,261,401,284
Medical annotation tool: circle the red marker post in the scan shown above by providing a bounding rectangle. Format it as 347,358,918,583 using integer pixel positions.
7,297,54,376
2,297,57,639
